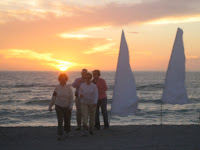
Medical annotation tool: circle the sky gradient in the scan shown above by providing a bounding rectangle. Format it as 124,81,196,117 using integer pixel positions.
0,0,200,71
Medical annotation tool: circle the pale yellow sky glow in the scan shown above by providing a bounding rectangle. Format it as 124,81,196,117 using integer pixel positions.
59,34,94,39
147,16,200,25
0,0,200,71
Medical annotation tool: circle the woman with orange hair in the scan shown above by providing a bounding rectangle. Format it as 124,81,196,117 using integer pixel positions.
49,73,74,140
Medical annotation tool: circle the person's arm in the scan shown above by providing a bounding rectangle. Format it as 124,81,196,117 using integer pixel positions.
69,87,74,110
94,85,98,105
79,84,83,98
49,87,57,111
102,79,108,92
72,79,79,88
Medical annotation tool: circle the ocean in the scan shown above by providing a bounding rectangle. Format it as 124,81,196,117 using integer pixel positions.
0,71,199,127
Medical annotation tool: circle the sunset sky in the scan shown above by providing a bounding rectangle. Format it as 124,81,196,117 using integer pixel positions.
0,0,200,71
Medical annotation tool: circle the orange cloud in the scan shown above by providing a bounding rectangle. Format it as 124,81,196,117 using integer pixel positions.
84,43,116,54
0,49,90,71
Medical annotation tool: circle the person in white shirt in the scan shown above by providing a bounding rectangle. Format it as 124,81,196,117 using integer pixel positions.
49,73,73,140
79,72,98,136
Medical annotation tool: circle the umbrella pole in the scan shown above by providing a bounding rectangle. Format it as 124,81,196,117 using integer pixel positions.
160,100,163,126
109,110,112,125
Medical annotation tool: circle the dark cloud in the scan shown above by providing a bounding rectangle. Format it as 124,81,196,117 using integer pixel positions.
0,0,200,49
128,32,139,34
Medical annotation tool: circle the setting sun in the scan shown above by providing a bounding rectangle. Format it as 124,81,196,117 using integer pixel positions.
59,66,68,71
50,60,77,71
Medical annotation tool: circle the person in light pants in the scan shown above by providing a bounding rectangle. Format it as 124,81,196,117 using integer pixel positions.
72,69,87,130
79,72,98,136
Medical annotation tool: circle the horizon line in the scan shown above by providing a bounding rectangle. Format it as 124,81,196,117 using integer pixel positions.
0,70,200,72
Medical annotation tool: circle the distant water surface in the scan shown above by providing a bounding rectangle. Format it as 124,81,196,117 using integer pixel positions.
0,71,199,126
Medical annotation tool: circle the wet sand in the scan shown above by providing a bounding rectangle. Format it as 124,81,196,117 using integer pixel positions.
0,125,200,150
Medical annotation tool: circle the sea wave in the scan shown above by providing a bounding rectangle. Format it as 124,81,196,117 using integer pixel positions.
139,99,161,104
14,84,56,88
137,84,163,91
107,99,162,104
107,83,163,93
14,90,32,93
25,99,50,105
0,99,23,104
0,84,56,88
108,85,114,91
190,98,200,103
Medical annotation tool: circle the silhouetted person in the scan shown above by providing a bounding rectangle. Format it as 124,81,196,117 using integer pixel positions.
72,69,87,130
92,70,109,130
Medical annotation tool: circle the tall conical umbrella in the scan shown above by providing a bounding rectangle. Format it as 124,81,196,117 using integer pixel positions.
111,30,138,115
162,28,188,104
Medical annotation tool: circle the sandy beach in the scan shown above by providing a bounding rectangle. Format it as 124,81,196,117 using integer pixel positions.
0,125,200,150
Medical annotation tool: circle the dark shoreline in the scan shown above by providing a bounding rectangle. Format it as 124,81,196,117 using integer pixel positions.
0,124,200,127
1,125,200,150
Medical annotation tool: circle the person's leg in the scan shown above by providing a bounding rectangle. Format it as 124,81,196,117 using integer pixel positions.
95,100,100,129
89,104,96,132
55,105,64,136
75,97,82,129
81,103,89,131
101,98,109,128
64,107,71,134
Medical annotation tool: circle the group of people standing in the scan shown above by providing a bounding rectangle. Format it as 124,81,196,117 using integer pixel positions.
48,69,109,140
